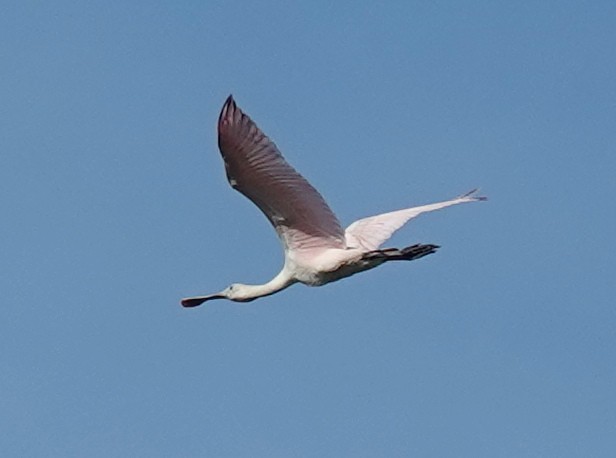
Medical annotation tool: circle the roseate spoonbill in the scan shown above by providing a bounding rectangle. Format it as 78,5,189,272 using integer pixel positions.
181,96,486,307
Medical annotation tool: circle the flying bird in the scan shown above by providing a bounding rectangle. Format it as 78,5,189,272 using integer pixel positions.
181,96,486,307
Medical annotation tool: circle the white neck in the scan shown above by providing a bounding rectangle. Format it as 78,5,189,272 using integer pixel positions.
237,269,296,300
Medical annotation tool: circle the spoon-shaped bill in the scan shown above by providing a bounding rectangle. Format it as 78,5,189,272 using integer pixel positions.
181,294,226,308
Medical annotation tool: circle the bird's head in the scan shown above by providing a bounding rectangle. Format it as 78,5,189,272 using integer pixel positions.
220,283,258,302
181,283,257,307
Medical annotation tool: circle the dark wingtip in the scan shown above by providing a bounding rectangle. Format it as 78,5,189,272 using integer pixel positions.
459,188,488,202
219,94,236,125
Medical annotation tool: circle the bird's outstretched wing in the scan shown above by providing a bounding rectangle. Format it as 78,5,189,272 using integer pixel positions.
345,189,486,251
218,95,346,252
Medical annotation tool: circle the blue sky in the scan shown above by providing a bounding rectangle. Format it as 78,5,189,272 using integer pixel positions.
2,1,615,456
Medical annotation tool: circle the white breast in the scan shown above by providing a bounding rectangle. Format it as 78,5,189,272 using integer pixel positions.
287,248,371,286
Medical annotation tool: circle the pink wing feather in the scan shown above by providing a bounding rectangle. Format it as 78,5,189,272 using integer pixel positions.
345,190,487,251
218,96,346,252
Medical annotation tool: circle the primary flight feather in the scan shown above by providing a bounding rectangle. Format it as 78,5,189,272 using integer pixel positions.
181,96,485,307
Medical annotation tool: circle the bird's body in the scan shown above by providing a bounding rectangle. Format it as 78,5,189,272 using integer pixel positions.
181,96,485,307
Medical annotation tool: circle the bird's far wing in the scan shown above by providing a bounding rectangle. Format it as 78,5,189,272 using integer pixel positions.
344,189,487,251
217,95,346,252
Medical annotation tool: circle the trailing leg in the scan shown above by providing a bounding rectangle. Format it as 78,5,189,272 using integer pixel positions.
362,244,439,262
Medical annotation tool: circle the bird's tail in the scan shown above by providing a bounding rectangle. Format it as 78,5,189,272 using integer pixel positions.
362,244,440,262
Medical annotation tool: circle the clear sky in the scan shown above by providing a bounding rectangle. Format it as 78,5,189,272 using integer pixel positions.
2,1,615,456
